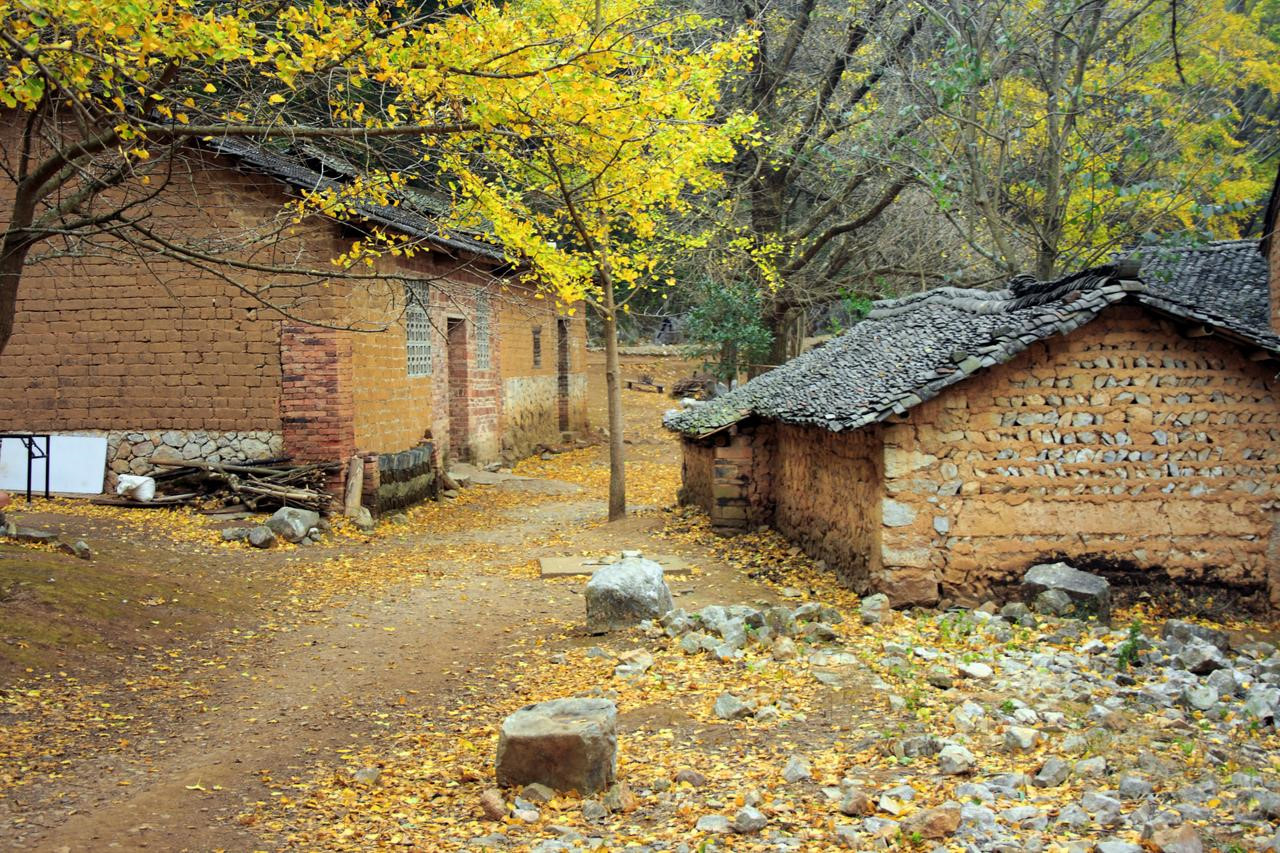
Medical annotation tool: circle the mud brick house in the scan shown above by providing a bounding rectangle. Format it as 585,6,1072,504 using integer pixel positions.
668,229,1280,608
0,138,588,510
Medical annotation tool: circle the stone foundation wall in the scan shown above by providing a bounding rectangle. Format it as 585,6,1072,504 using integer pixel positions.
97,429,283,490
502,374,561,459
881,306,1280,606
362,442,437,515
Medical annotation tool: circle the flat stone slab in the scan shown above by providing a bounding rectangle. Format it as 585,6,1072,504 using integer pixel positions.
539,554,691,578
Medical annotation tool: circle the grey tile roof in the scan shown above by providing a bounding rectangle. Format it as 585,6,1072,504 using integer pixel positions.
1131,240,1271,338
666,245,1279,437
204,136,505,262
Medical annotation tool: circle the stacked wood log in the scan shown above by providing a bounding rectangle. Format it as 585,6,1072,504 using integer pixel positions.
146,459,338,512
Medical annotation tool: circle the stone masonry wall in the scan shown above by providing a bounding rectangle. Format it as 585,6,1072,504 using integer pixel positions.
686,425,775,534
361,442,437,515
771,424,884,591
880,305,1280,607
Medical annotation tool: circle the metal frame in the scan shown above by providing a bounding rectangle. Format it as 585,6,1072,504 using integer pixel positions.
0,433,52,503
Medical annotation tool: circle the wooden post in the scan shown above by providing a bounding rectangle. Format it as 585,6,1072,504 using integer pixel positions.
344,455,364,516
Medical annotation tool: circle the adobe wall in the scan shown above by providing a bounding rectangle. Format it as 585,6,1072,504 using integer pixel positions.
495,300,589,460
678,440,714,511
0,149,345,480
771,424,884,591
346,264,588,465
1270,224,1279,333
881,305,1280,607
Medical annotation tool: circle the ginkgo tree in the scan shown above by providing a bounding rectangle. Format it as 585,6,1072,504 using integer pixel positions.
433,0,754,520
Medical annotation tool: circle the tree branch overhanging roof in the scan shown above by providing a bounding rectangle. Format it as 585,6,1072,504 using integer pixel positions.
204,136,506,263
665,241,1279,438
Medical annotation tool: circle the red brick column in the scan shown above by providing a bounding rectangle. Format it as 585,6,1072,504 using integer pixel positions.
280,325,356,463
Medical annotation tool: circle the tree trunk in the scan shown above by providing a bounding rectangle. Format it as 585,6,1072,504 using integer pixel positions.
600,268,626,521
0,234,33,358
762,299,800,372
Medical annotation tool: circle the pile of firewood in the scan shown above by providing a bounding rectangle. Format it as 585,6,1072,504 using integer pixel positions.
97,459,339,513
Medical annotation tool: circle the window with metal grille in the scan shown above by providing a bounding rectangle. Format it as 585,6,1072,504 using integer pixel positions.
474,294,491,369
406,283,431,376
532,326,542,368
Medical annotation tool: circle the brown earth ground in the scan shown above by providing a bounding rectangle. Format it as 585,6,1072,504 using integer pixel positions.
3,352,1278,852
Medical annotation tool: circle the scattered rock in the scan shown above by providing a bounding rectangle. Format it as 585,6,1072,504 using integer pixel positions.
901,803,961,839
248,526,277,549
695,814,731,834
8,526,59,544
584,558,674,633
495,698,617,794
351,767,380,785
713,693,752,721
937,744,975,775
601,781,636,813
731,806,767,833
59,539,92,560
479,788,506,821
1182,684,1218,711
782,755,811,783
265,506,320,544
673,768,706,787
1033,757,1070,787
1117,774,1153,799
957,661,993,680
580,799,607,822
220,527,252,542
772,636,798,661
1151,823,1203,853
1004,726,1040,752
1033,588,1073,616
1177,640,1226,675
1021,562,1111,623
520,782,556,804
1161,619,1230,652
348,506,375,532
926,667,954,689
860,593,890,625
839,787,872,816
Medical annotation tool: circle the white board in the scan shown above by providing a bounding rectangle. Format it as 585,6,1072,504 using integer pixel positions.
0,435,108,495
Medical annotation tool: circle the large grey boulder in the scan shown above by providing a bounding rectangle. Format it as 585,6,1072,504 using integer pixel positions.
495,698,617,794
266,506,321,543
1021,562,1111,624
585,557,673,633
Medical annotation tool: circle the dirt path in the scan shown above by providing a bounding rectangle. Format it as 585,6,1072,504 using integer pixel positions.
11,493,591,851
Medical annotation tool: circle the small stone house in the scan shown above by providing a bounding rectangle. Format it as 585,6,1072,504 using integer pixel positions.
0,138,588,511
668,232,1280,608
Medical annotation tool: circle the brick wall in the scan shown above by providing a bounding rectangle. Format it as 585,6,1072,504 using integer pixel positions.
346,262,436,456
679,426,774,534
881,305,1280,606
495,295,589,460
280,325,356,462
678,440,714,509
